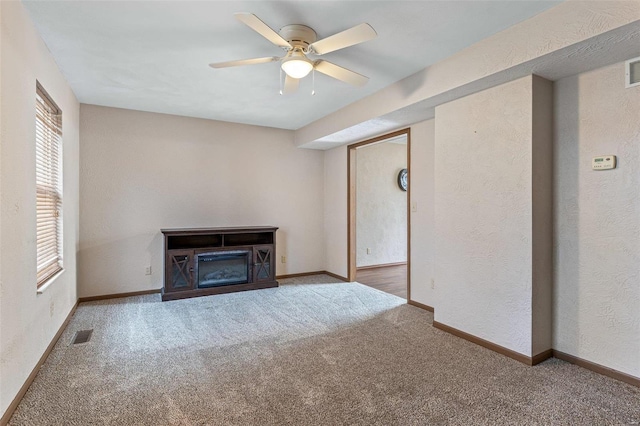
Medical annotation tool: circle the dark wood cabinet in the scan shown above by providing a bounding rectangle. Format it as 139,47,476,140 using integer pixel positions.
161,226,278,301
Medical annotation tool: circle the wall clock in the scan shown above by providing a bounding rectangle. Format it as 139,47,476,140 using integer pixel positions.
397,168,408,191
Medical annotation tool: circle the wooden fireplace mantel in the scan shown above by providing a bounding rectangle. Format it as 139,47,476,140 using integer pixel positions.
161,226,278,301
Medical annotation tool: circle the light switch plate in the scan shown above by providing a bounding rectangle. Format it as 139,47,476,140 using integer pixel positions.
592,155,616,170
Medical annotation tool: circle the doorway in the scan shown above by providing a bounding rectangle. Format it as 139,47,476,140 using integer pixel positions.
347,129,410,299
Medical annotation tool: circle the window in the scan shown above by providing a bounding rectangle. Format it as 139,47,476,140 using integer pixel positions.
36,82,63,287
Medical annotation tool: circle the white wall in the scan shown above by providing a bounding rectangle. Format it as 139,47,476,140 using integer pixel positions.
78,105,324,298
323,144,348,279
433,75,552,357
409,120,435,307
0,2,79,417
356,141,406,267
554,61,640,378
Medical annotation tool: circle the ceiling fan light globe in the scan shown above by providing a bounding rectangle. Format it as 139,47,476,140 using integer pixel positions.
281,59,313,79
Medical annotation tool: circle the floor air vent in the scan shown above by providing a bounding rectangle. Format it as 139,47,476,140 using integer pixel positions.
72,329,93,345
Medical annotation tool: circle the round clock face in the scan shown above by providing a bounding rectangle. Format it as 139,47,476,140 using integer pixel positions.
397,168,408,191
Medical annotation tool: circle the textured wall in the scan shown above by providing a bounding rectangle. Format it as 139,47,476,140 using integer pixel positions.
0,2,80,417
409,120,435,307
323,145,348,278
78,105,325,298
356,141,407,267
554,62,640,378
434,75,548,357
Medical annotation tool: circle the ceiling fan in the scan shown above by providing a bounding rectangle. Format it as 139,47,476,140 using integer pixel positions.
209,13,377,94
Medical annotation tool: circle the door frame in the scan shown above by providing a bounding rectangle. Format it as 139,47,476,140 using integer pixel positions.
347,128,411,300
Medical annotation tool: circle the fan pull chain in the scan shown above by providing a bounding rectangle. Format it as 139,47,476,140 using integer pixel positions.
311,69,315,96
279,67,283,95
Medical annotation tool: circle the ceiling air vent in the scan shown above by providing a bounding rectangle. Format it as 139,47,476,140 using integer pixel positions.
626,56,640,88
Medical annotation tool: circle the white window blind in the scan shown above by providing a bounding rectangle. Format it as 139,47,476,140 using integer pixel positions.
36,83,63,287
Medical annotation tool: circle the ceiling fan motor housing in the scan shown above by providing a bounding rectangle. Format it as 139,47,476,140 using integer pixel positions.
279,24,317,49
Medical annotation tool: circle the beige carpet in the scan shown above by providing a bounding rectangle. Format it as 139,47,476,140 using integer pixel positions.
9,275,640,425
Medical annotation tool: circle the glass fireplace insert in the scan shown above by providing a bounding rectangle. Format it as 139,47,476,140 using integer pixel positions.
196,250,250,288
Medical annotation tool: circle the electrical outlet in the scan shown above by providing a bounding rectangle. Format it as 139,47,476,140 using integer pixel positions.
145,266,152,275
281,256,286,263
430,278,435,289
367,248,371,254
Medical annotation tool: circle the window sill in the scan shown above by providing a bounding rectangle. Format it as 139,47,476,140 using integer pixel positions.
37,269,65,295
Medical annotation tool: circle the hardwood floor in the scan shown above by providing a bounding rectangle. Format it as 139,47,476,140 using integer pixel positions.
356,264,407,299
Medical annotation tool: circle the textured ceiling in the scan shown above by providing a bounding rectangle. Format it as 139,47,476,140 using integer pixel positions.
23,1,561,130
305,19,640,149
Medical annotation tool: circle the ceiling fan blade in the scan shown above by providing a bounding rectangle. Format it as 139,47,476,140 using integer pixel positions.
282,75,300,95
235,13,292,49
314,60,369,87
209,56,280,69
309,23,377,55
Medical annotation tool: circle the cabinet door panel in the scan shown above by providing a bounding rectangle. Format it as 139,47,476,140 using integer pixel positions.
253,246,274,282
166,250,194,292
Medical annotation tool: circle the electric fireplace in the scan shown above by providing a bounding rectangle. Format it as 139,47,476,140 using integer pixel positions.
161,226,278,301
